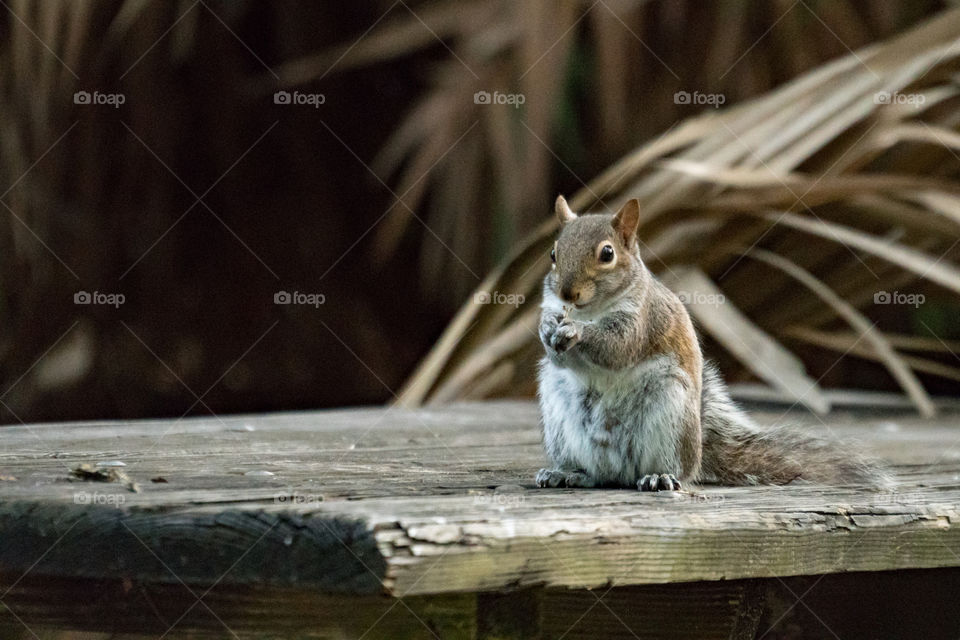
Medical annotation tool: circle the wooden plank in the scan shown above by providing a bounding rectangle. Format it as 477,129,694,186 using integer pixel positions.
729,383,960,410
755,567,960,640
538,581,764,640
1,401,960,598
6,568,960,638
0,575,764,639
0,503,384,593
0,574,476,639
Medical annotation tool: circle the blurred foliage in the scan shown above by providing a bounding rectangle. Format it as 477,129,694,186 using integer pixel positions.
0,0,955,423
392,2,960,414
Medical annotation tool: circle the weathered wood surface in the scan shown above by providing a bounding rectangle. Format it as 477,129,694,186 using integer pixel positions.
2,400,960,600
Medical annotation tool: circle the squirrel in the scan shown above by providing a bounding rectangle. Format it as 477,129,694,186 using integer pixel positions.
536,195,891,491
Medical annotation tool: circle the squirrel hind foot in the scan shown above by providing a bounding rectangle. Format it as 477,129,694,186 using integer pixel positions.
536,468,597,488
637,473,682,492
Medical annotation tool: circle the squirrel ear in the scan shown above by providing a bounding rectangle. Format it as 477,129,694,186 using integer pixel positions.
612,199,641,248
555,195,577,227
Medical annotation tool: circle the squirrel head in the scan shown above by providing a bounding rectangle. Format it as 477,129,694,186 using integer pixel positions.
548,195,645,311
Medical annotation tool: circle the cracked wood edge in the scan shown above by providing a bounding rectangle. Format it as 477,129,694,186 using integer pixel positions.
368,497,960,595
2,483,960,597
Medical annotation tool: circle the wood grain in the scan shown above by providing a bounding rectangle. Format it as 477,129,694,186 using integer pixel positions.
1,400,959,599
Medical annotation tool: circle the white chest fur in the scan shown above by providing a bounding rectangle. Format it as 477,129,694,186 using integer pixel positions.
538,353,689,486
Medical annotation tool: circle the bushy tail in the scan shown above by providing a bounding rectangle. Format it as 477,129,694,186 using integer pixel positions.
697,363,892,487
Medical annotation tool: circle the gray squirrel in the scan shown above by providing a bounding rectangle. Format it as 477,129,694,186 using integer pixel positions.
536,195,891,491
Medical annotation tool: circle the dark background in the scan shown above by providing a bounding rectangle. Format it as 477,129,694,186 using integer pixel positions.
0,0,955,423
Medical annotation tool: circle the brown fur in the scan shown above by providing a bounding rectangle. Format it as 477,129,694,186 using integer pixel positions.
550,197,704,480
553,198,640,310
631,284,703,478
645,286,701,382
543,196,890,489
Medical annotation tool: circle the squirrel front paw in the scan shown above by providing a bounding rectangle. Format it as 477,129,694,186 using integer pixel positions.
538,313,562,350
550,320,581,354
637,473,682,492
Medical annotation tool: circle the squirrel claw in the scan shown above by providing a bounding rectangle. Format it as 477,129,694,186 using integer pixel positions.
536,468,596,488
550,321,580,353
637,473,682,492
536,469,565,488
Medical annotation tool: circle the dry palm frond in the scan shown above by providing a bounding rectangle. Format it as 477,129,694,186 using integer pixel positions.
783,326,960,384
275,0,945,303
398,8,960,414
742,248,935,417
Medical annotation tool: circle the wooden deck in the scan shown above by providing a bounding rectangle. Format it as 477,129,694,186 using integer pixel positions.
2,400,960,638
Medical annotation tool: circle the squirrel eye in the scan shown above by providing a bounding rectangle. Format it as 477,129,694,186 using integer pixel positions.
550,248,556,263
599,244,615,263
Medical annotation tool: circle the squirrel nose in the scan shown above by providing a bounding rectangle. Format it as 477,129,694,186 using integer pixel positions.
560,286,580,303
